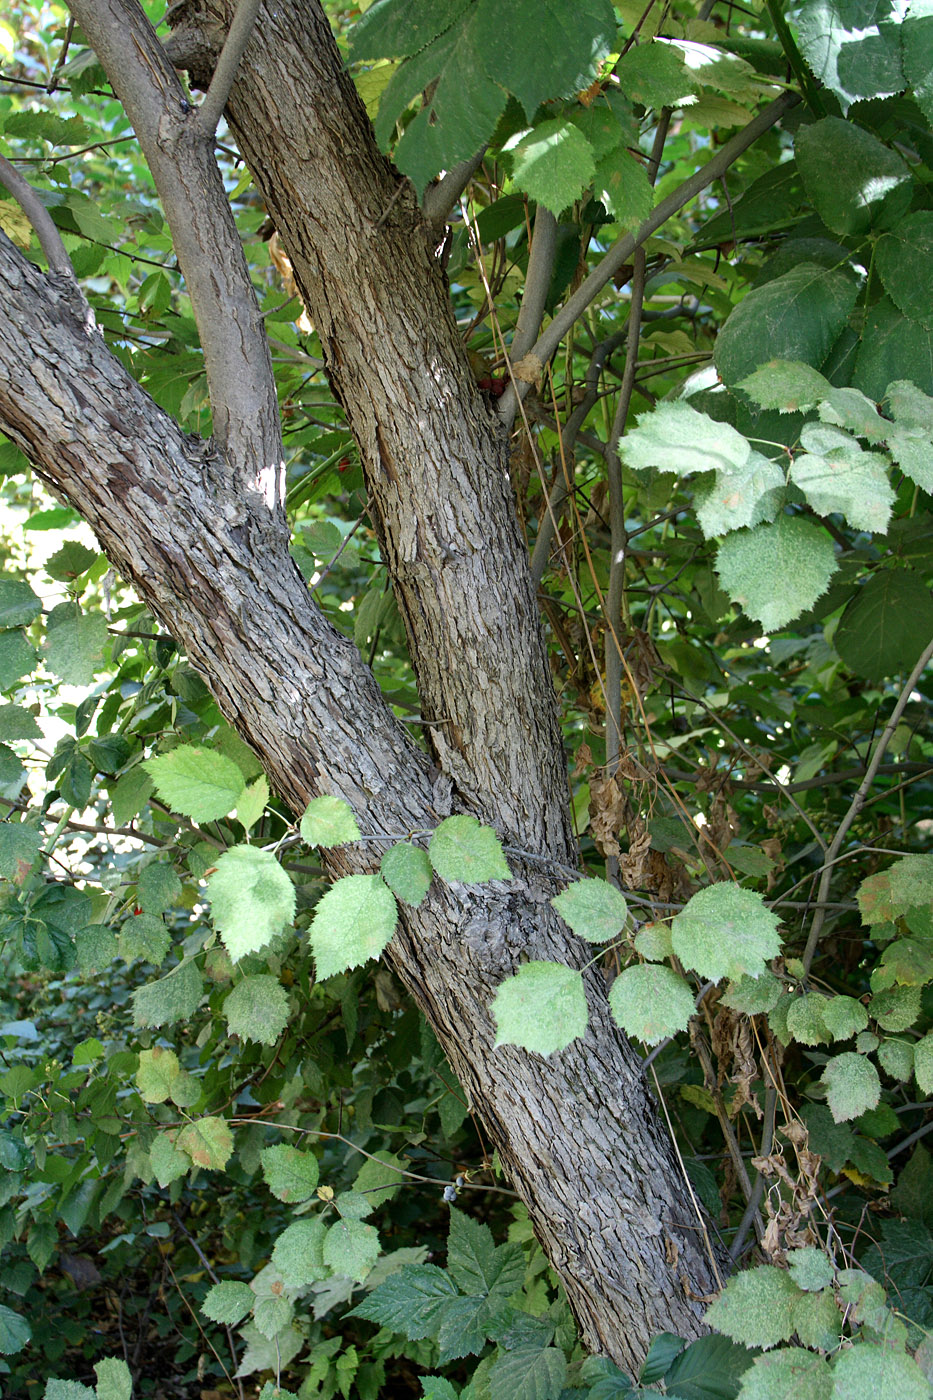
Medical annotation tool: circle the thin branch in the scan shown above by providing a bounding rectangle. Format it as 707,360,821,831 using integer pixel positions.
0,152,85,293
729,1084,776,1262
802,633,933,972
422,147,487,228
496,91,799,423
661,761,933,796
197,0,264,138
499,206,558,431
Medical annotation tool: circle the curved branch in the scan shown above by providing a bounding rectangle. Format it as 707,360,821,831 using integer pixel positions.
422,147,487,229
0,153,85,295
499,206,558,433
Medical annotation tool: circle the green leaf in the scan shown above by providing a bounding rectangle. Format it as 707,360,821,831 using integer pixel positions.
0,1303,30,1354
175,1116,233,1171
876,212,933,329
789,447,894,534
721,969,784,1014
354,1150,406,1208
592,147,653,229
855,297,933,402
579,1355,634,1398
0,629,37,690
44,541,98,581
821,995,869,1041
94,1358,132,1400
202,1280,255,1326
149,1132,191,1188
236,775,269,833
45,1384,96,1400
614,38,697,108
0,580,40,628
551,878,628,943
45,610,108,686
786,993,832,1047
260,1143,320,1203
272,1218,329,1287
429,815,510,883
448,1209,524,1299
0,703,41,741
671,883,781,983
381,842,433,907
715,515,837,632
207,844,296,961
695,450,785,539
223,974,289,1046
787,1246,835,1292
348,1263,458,1338
350,0,470,59
739,360,832,413
137,861,182,915
323,1217,380,1282
136,1045,181,1103
904,3,933,124
830,1342,930,1399
821,1052,881,1122
870,985,921,1033
110,766,154,828
0,821,42,880
797,0,904,106
663,1332,754,1399
704,1265,802,1348
487,1346,566,1400
492,961,587,1055
253,1293,294,1339
144,745,245,822
436,1293,489,1362
119,912,170,966
714,264,858,387
309,872,397,977
300,795,361,847
509,119,596,215
621,401,751,476
877,1037,913,1082
474,0,616,116
835,571,933,682
608,964,695,1045
914,1031,933,1094
132,958,203,1028
634,922,673,962
795,117,910,238
736,1347,832,1400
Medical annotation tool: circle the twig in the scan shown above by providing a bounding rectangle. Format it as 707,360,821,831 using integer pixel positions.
197,0,264,138
802,634,933,973
497,91,799,423
498,206,558,432
47,16,75,94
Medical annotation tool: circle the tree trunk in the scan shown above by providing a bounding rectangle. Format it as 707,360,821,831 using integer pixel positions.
0,0,729,1364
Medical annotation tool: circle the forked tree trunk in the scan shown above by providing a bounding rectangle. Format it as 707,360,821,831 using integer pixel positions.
0,0,729,1367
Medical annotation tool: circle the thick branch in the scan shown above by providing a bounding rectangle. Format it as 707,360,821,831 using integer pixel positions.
67,0,281,490
197,0,262,136
0,153,84,294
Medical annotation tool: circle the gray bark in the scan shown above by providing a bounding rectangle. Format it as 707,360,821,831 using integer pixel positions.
0,0,731,1366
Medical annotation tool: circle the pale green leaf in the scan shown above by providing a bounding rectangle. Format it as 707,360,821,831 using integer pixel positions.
175,1116,233,1171
94,1358,132,1400
671,883,782,983
323,1217,380,1282
786,993,832,1047
335,1189,373,1220
236,775,269,833
74,924,117,975
608,964,695,1044
737,1347,832,1400
253,1293,294,1340
45,611,108,686
695,451,785,539
109,767,154,828
787,1246,835,1292
621,401,750,476
822,995,869,1041
877,1038,913,1082
889,432,933,493
887,379,933,436
272,1218,328,1287
715,515,837,632
234,1322,303,1380
704,1265,802,1349
207,844,296,961
721,969,784,1014
45,1384,95,1400
132,958,203,1028
0,579,41,628
821,1052,881,1122
300,795,361,848
914,1032,933,1094
260,1143,320,1203
789,448,894,533
818,386,890,441
739,360,832,413
381,842,433,907
830,1341,930,1399
551,878,628,943
0,629,37,691
614,38,697,107
592,147,653,228
508,119,595,215
869,985,921,1033
429,815,510,883
137,861,182,915
136,1045,181,1103
634,922,673,962
149,1132,190,1188
223,974,289,1046
144,745,245,822
354,1151,406,1208
492,961,587,1055
348,1263,458,1338
0,1303,30,1355
309,872,397,977
0,821,41,880
118,912,170,966
0,703,42,741
792,1287,844,1351
202,1280,254,1326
